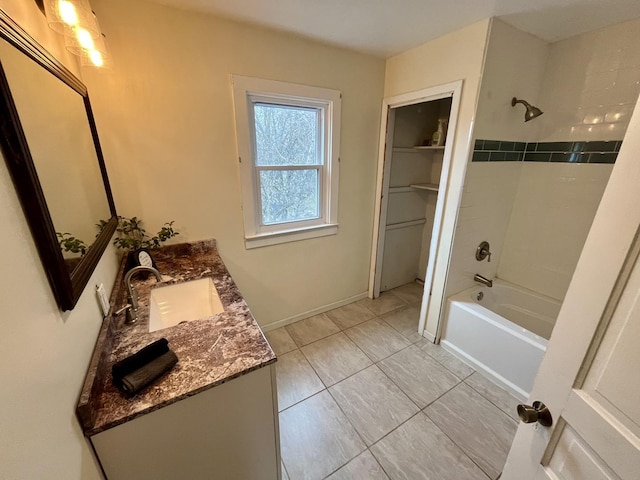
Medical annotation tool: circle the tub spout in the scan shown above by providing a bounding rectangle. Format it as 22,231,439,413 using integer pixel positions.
474,274,493,288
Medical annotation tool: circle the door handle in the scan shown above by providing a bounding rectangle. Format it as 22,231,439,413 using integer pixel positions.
517,401,553,427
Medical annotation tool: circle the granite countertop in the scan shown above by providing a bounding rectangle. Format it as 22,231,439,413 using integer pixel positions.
76,239,276,436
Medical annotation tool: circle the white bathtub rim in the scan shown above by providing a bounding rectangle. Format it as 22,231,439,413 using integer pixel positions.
468,278,562,306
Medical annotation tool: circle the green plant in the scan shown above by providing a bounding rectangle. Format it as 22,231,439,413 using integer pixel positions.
57,232,88,256
96,219,109,235
113,216,179,251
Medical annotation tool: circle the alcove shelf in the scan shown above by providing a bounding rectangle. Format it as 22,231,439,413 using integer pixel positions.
377,96,451,293
413,145,445,150
410,183,439,192
392,146,446,154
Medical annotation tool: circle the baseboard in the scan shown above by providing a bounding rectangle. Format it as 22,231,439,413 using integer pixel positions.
261,292,369,332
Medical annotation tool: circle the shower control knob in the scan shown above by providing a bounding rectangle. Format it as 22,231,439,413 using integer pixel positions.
517,401,553,427
476,241,492,262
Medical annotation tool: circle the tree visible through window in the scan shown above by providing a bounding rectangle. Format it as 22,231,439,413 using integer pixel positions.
232,75,340,248
253,103,321,225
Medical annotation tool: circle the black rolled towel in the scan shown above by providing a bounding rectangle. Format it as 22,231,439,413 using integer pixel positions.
112,338,169,380
119,350,178,396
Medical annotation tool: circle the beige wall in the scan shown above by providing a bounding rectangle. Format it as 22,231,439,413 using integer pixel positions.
0,3,488,475
0,3,118,479
383,19,491,339
86,0,386,328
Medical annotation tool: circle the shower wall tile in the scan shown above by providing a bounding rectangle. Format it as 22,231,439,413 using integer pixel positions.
472,151,489,162
498,162,614,300
523,152,550,162
450,147,615,301
483,140,500,150
448,18,640,311
473,19,548,143
504,151,523,161
534,141,573,152
589,152,617,164
535,17,640,142
498,141,515,151
574,140,617,152
444,162,522,299
472,139,623,163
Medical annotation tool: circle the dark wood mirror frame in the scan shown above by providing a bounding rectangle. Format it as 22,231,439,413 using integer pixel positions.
0,10,117,311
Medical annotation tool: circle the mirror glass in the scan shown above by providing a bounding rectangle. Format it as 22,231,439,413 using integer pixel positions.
0,13,117,311
0,39,111,272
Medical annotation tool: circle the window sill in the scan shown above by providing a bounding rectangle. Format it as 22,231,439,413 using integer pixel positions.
245,223,338,249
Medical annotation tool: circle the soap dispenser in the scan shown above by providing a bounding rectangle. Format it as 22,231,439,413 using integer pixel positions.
431,119,448,146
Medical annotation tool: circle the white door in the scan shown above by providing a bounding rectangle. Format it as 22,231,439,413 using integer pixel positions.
502,95,640,479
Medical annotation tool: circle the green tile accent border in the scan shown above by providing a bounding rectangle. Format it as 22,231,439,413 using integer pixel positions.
473,139,622,164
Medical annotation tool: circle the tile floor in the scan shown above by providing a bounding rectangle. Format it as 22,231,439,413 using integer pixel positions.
265,283,521,480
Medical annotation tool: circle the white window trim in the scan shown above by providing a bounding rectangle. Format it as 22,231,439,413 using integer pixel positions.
231,75,341,249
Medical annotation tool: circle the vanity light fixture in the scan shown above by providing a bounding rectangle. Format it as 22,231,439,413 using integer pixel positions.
79,33,108,67
65,11,112,68
44,0,98,38
511,97,544,122
44,0,111,68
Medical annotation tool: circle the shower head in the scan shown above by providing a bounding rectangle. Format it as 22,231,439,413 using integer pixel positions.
511,97,544,122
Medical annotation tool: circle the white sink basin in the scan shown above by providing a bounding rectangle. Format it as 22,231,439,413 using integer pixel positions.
148,278,224,332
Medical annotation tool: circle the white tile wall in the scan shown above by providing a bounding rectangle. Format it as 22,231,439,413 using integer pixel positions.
474,19,549,143
444,162,522,298
497,163,613,300
537,17,640,142
445,18,637,304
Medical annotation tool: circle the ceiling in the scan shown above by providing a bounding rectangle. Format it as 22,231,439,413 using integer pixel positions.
142,0,640,58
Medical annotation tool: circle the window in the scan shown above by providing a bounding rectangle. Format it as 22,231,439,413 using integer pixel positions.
232,76,341,248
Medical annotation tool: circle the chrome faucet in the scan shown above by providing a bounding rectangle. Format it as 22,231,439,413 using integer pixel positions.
120,266,162,325
474,274,493,288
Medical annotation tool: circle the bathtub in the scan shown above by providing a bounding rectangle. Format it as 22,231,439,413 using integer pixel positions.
441,279,561,398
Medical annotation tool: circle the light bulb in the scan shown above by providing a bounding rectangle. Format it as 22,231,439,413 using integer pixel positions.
58,0,79,26
76,27,95,50
89,49,104,67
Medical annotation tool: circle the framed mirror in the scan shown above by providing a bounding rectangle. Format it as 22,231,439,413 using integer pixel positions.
0,10,117,311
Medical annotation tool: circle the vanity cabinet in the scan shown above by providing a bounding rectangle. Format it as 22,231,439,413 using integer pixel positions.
90,365,279,480
77,241,279,479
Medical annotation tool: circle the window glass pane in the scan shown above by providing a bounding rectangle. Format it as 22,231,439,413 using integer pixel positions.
254,103,320,166
259,169,319,224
